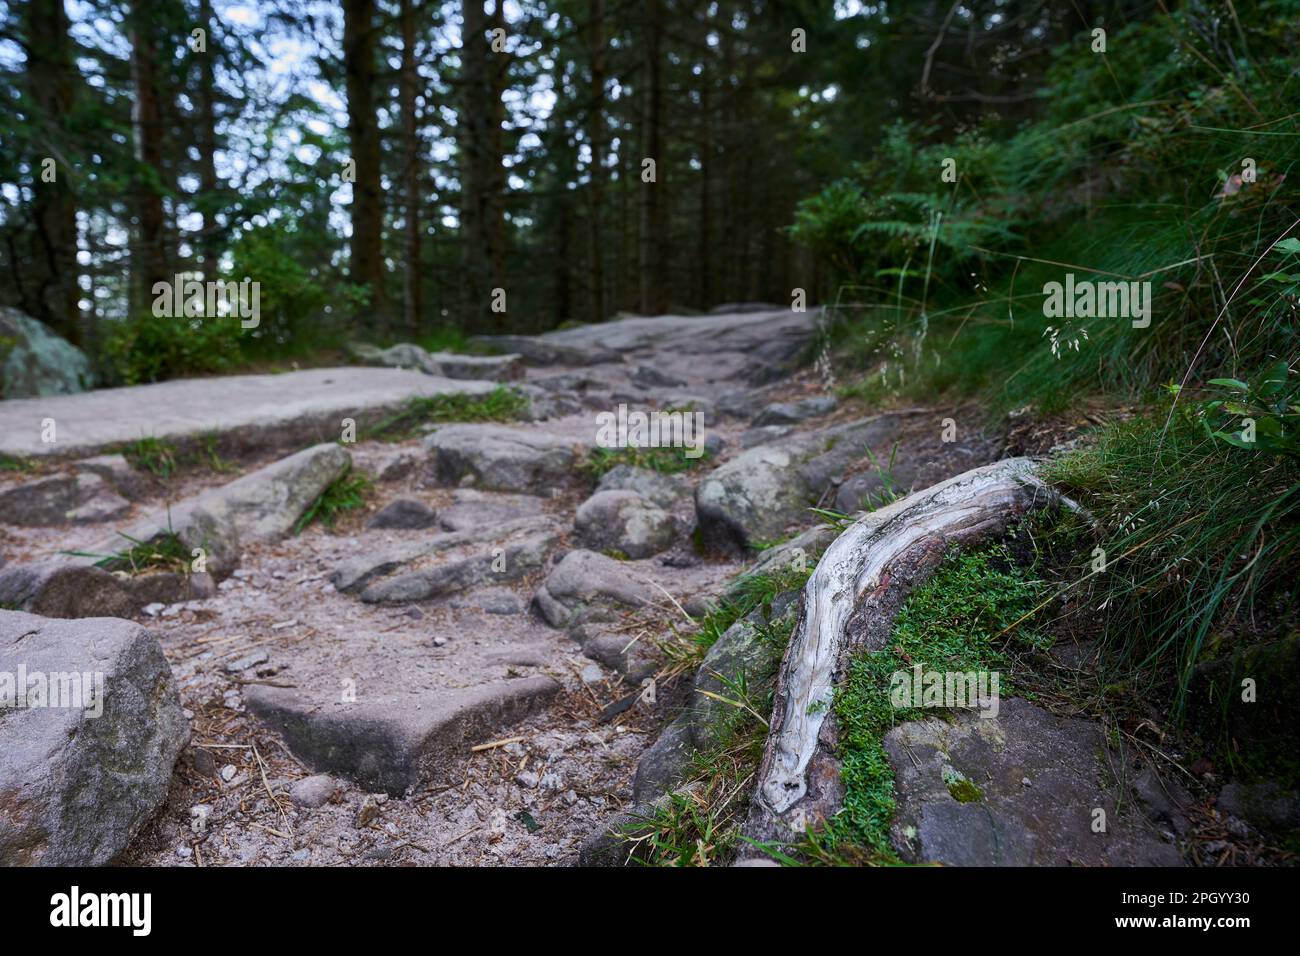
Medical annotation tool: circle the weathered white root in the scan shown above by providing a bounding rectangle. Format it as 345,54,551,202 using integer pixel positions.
741,457,1064,849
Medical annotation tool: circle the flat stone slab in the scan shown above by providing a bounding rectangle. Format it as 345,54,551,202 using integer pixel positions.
246,676,560,795
0,367,494,460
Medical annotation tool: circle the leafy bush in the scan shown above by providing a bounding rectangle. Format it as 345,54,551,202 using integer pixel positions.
101,311,244,386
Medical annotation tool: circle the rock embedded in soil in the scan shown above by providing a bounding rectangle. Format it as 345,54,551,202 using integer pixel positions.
0,610,188,865
533,549,661,629
594,464,688,509
574,490,676,559
360,526,561,604
752,396,838,427
694,415,905,554
245,676,561,795
423,424,585,493
0,471,129,526
883,697,1183,866
0,561,137,619
290,774,341,809
632,715,695,804
366,497,438,530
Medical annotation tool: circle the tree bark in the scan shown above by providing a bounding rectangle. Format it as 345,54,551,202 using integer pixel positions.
458,0,508,332
399,0,422,337
22,0,80,341
196,0,220,273
344,0,385,328
585,0,606,325
129,0,169,315
637,0,664,316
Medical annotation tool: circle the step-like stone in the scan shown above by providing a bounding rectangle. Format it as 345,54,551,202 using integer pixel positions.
246,677,560,795
0,367,494,460
0,610,188,865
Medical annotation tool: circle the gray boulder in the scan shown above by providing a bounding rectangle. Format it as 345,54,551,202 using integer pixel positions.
0,562,137,619
574,490,676,559
0,471,129,526
633,715,695,803
423,424,582,493
0,307,94,399
533,550,659,628
752,396,838,427
360,527,560,603
427,351,524,381
690,591,799,750
694,415,902,553
0,610,188,865
594,464,688,509
347,341,442,376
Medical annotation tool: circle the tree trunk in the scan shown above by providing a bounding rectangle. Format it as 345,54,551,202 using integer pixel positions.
637,0,664,316
196,0,220,273
129,0,168,315
344,0,385,329
399,0,422,337
22,0,80,341
586,0,606,325
458,0,508,332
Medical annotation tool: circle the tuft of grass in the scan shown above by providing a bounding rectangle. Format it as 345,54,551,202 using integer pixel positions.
633,593,804,866
294,469,373,534
1043,401,1300,714
370,385,529,441
123,436,179,479
68,529,192,576
579,444,711,481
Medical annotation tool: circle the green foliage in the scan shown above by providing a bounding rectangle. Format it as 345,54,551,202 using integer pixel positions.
101,311,244,386
122,436,179,479
801,6,1300,417
1043,406,1300,710
294,470,373,534
1199,359,1299,457
370,386,530,440
580,444,711,480
822,544,1046,858
229,220,360,361
68,529,192,576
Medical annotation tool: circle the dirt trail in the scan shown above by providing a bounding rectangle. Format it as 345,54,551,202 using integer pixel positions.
3,308,837,866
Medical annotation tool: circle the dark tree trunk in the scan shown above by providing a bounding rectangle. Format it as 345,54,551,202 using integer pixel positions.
23,0,80,341
196,0,220,273
586,0,606,325
637,0,665,316
129,0,168,315
399,0,422,337
344,0,385,328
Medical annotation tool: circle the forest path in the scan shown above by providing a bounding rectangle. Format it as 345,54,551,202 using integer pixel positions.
52,305,819,865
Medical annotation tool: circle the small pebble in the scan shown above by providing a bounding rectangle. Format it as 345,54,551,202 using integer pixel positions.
220,764,237,782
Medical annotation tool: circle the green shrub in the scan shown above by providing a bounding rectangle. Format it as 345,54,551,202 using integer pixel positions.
101,311,243,386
